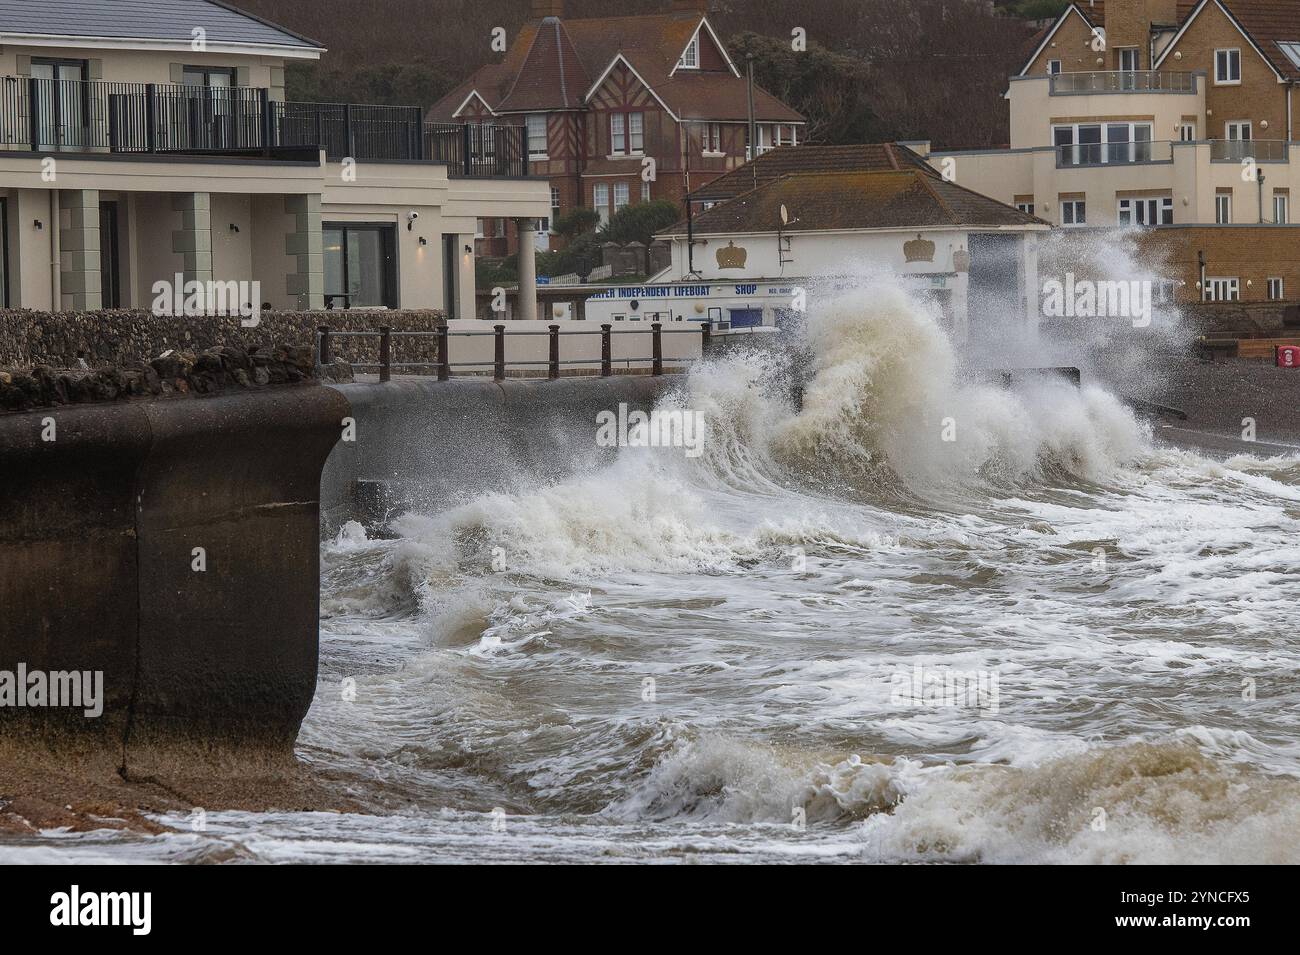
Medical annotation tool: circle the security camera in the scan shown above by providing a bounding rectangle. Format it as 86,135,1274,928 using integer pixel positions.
406,210,420,230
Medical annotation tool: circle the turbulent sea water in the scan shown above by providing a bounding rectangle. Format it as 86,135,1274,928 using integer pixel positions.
17,280,1300,864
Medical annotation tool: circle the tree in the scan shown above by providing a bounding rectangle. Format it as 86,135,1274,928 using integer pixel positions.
599,200,680,246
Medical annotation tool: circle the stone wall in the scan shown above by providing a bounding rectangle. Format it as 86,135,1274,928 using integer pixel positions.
0,308,446,369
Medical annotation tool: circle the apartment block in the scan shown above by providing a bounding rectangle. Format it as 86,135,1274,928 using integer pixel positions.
926,0,1300,303
0,0,550,316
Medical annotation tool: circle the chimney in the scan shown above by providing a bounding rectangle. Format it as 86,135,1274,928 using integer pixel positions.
530,0,564,18
670,0,711,13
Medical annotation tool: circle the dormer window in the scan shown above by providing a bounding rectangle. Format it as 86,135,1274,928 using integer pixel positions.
678,36,699,69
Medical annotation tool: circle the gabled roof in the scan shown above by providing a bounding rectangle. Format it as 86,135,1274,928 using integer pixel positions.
1019,3,1101,76
660,168,1047,237
428,10,803,124
690,143,940,203
0,0,323,53
1154,0,1300,80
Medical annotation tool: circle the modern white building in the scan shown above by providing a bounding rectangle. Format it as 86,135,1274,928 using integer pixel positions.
0,0,550,315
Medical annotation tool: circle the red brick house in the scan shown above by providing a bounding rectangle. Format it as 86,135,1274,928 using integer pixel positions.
427,0,805,255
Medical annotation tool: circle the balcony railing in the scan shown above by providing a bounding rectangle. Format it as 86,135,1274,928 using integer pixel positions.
1049,70,1197,94
1056,139,1174,167
1208,139,1289,162
0,76,528,176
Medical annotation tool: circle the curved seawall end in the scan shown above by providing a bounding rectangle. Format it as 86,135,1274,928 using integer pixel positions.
0,384,349,777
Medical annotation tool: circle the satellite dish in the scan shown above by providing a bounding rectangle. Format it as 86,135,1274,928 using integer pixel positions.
780,204,789,225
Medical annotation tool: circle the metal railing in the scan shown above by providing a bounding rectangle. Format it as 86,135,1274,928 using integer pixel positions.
1056,139,1173,167
0,76,272,153
1049,70,1197,94
0,76,530,175
317,322,713,382
1209,139,1289,162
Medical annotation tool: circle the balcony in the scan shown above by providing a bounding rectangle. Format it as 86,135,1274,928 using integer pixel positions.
1056,140,1174,167
1208,139,1289,163
1049,70,1198,94
0,76,527,177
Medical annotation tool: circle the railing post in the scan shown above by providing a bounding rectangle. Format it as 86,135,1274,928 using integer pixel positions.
344,103,354,158
437,324,450,381
548,324,560,380
462,123,472,176
379,325,391,382
493,324,506,381
145,83,157,152
27,77,40,151
651,322,663,376
601,324,612,377
259,88,272,156
317,325,332,366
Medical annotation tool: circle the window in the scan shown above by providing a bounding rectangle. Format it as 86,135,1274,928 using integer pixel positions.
614,181,630,212
323,223,397,309
1047,59,1061,75
1215,192,1232,224
1118,48,1140,71
1053,122,1152,165
1274,193,1289,224
594,183,610,224
526,114,547,159
641,180,651,201
550,186,561,218
1061,199,1086,226
747,124,774,159
1179,122,1196,141
1118,196,1173,226
535,217,550,234
475,218,484,238
703,122,722,154
1268,277,1285,300
1214,48,1241,84
1205,277,1239,301
494,218,505,238
1280,41,1300,71
611,112,644,156
1016,201,1035,215
629,112,643,153
678,35,698,69
1225,120,1251,142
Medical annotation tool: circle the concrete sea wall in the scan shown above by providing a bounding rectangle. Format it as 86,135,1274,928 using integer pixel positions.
322,376,678,532
0,383,348,770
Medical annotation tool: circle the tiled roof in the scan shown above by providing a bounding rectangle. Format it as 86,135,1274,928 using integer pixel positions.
427,10,803,124
0,0,322,50
690,143,939,202
660,168,1046,237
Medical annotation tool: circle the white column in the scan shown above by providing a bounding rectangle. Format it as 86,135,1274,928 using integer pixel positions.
515,218,537,322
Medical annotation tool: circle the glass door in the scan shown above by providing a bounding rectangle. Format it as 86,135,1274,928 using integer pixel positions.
181,67,236,150
323,224,397,309
30,60,87,151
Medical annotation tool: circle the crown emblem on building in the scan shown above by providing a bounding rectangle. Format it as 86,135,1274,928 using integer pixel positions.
904,233,935,263
716,241,747,270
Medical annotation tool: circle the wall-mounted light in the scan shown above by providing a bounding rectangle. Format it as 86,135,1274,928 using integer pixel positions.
418,236,428,246
34,219,43,230
229,223,240,233
464,244,473,255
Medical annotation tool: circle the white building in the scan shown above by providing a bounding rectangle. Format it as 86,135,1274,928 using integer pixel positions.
651,144,1049,339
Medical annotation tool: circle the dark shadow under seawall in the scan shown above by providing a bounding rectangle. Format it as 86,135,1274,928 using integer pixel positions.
0,384,348,775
